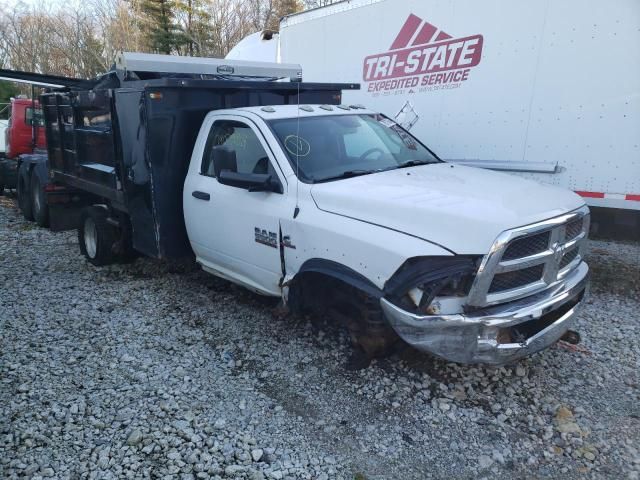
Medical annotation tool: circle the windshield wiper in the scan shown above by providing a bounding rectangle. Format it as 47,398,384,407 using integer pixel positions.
313,169,380,183
397,159,435,168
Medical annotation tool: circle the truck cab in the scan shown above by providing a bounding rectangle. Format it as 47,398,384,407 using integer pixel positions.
5,97,46,158
184,104,590,364
0,97,46,196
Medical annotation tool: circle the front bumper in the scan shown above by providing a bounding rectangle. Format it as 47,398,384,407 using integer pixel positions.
380,261,589,365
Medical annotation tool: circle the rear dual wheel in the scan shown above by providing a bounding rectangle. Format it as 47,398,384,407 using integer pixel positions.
78,207,117,266
78,207,136,266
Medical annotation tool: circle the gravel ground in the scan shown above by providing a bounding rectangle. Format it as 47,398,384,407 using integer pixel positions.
1,195,639,480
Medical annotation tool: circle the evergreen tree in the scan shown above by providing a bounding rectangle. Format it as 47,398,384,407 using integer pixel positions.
139,0,185,54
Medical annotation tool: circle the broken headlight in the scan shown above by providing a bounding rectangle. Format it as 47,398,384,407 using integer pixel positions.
384,256,481,315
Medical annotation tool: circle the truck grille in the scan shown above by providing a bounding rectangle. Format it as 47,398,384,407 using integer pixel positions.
502,231,550,260
565,218,584,241
488,264,545,293
559,247,579,270
467,206,590,307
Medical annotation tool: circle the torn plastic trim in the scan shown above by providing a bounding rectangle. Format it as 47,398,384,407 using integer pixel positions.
383,256,480,302
287,258,383,299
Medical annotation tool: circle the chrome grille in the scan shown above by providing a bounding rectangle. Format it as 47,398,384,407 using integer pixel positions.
488,264,545,293
502,231,551,260
564,218,583,241
559,247,579,270
467,206,590,307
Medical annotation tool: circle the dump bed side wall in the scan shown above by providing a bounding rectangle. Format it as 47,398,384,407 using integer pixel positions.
43,90,120,201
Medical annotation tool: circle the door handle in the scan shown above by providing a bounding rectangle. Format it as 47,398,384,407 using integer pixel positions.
192,191,210,201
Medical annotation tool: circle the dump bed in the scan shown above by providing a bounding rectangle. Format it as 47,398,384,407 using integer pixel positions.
42,78,357,259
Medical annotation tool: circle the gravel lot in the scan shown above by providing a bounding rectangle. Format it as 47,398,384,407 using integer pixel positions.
1,195,639,480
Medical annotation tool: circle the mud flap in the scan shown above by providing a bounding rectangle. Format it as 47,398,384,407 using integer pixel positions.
48,204,83,231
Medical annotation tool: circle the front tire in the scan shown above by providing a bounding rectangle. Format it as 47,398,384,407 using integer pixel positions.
78,207,117,266
30,174,49,227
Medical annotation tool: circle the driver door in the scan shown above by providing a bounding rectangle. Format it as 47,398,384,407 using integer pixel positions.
184,115,289,296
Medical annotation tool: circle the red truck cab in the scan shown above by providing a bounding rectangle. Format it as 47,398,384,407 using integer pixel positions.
5,97,46,158
1,97,47,196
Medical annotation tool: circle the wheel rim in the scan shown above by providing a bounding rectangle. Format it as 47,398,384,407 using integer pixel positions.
84,217,98,258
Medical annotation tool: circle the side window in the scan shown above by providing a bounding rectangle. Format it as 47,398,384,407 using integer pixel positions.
201,120,274,178
25,107,44,127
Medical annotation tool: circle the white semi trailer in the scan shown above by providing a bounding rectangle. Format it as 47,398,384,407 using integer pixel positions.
227,0,640,212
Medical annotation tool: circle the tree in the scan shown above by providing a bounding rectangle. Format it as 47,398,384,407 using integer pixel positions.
265,0,303,31
173,0,213,56
139,0,185,54
0,0,316,75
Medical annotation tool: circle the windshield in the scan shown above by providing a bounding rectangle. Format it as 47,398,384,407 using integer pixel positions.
268,114,440,183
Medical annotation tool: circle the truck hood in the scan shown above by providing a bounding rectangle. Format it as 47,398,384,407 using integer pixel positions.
310,164,585,254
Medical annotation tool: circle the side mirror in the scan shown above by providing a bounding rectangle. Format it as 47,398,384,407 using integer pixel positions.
218,170,282,193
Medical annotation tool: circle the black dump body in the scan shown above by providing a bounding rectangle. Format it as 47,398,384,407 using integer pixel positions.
41,78,356,259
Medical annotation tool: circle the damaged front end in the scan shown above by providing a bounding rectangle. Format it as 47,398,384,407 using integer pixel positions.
380,207,591,365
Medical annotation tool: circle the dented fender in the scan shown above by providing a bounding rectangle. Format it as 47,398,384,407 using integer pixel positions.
278,194,453,300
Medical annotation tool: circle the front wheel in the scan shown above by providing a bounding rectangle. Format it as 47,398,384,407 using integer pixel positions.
78,207,117,266
30,174,49,227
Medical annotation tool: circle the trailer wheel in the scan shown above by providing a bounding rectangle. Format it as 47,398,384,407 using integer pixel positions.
30,174,49,227
17,170,33,220
78,207,117,266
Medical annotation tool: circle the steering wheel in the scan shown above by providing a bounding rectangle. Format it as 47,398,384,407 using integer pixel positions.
358,147,384,162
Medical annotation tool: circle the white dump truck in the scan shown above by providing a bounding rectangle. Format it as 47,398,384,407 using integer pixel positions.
2,54,590,364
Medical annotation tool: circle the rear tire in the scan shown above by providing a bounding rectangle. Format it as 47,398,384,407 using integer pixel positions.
78,206,117,266
17,170,33,221
30,174,49,227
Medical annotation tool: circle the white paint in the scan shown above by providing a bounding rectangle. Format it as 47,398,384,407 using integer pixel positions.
183,107,586,296
225,32,280,63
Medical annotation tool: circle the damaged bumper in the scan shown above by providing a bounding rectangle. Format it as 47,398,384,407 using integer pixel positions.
380,261,589,365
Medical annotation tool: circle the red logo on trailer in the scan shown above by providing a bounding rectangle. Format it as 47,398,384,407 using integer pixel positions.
363,14,484,94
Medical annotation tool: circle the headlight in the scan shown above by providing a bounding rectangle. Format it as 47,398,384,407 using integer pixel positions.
384,256,481,315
